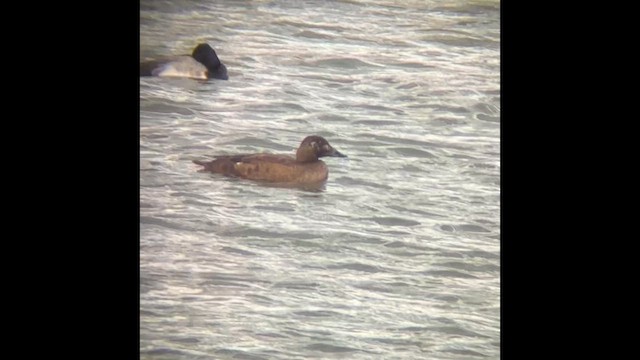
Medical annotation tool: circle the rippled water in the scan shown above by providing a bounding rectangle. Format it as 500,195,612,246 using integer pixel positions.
140,0,500,359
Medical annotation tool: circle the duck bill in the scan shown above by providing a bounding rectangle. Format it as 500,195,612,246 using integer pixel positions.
329,149,347,158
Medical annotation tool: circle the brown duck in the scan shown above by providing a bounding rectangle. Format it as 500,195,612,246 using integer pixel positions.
193,135,346,184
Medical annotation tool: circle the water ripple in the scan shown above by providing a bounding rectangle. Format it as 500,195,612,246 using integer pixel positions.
141,0,500,358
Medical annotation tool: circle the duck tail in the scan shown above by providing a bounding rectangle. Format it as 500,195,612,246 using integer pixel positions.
193,159,214,172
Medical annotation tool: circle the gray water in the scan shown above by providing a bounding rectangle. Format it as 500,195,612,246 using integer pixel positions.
140,0,500,359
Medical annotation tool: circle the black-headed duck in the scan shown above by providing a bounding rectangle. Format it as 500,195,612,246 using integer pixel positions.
140,43,228,80
193,136,347,184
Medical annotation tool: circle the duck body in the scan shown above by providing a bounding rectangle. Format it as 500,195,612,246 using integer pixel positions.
140,43,228,80
193,136,346,184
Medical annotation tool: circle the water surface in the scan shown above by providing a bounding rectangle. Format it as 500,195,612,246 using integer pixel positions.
141,1,500,358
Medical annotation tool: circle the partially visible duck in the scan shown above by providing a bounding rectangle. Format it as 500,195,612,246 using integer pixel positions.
193,136,347,184
140,43,228,80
